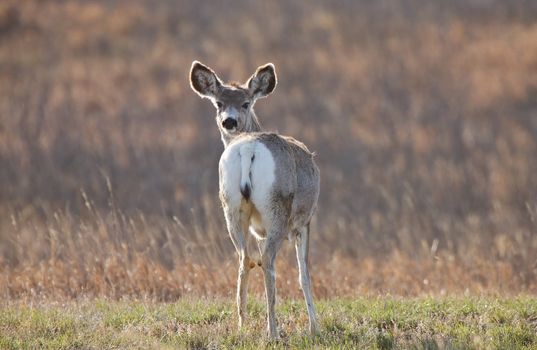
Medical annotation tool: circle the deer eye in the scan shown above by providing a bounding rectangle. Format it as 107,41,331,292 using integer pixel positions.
242,102,250,109
216,101,223,109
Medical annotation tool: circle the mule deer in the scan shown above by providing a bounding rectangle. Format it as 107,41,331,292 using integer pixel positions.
190,61,320,339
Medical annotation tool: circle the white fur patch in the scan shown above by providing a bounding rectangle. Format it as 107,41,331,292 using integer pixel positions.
221,107,238,121
249,142,275,215
219,140,275,213
219,142,242,207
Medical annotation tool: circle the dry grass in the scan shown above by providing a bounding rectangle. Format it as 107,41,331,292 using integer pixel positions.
0,0,536,300
1,204,535,301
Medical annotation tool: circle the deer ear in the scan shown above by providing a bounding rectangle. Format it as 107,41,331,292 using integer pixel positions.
190,61,222,98
247,63,277,99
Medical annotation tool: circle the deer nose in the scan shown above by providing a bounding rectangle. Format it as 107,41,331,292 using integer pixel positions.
222,118,237,130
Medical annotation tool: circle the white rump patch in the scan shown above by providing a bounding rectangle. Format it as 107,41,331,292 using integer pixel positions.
219,139,275,214
219,142,242,207
249,142,275,214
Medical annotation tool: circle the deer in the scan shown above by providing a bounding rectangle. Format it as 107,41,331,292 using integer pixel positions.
190,61,320,339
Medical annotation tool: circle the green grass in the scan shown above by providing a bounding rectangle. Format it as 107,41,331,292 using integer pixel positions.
1,297,536,349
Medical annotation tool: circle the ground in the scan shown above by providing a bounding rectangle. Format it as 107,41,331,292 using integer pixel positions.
1,296,536,349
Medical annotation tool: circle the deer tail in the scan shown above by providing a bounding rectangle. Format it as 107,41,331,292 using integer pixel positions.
239,142,255,200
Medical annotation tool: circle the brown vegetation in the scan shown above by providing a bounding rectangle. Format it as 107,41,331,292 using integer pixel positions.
0,0,536,300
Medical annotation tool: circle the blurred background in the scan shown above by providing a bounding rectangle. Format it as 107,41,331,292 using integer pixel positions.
1,0,536,300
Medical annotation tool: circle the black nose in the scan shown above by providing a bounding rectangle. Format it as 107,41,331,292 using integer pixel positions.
222,118,237,130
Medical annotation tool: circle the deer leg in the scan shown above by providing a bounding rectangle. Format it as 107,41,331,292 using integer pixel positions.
295,223,318,335
260,228,285,339
223,205,251,329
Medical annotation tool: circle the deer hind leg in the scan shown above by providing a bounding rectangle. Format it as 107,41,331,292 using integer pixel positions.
260,222,286,339
223,202,253,329
295,223,318,335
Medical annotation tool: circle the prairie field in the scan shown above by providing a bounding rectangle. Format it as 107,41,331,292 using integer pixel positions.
2,297,537,349
0,0,537,348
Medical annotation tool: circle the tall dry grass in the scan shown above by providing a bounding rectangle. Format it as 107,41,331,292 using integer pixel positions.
0,0,536,300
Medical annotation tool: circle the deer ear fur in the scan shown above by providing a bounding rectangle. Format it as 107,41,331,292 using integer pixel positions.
247,63,277,99
190,61,222,98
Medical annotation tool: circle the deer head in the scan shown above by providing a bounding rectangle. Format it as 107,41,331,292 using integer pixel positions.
190,61,277,146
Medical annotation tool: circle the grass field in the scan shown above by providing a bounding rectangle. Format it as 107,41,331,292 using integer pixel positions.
1,297,536,349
